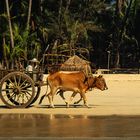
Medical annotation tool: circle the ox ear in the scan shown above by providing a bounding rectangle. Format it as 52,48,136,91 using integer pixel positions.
98,75,103,78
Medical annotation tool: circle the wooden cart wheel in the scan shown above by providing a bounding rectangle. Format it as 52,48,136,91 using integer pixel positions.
5,82,41,105
6,81,19,105
0,72,35,108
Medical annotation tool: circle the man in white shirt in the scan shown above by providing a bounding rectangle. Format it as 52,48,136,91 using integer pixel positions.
26,63,33,72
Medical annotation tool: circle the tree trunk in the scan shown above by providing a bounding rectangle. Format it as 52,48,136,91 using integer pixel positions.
2,34,9,68
65,0,71,13
5,0,14,49
58,0,63,34
114,49,120,68
25,0,32,59
5,0,14,69
119,0,133,40
113,0,131,68
27,0,32,31
115,0,125,15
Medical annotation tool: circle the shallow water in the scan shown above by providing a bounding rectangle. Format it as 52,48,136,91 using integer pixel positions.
0,114,140,137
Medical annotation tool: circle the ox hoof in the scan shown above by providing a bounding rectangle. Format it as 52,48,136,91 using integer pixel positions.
48,105,55,108
74,101,78,104
64,100,69,104
83,104,90,108
66,103,70,108
65,100,70,108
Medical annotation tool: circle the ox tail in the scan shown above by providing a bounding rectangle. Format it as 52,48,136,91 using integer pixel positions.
38,77,49,104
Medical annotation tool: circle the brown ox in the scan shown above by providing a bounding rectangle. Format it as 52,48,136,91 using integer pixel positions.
39,71,108,108
57,75,108,106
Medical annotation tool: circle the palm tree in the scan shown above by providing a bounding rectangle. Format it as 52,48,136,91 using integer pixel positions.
27,0,32,31
5,0,14,49
2,34,9,68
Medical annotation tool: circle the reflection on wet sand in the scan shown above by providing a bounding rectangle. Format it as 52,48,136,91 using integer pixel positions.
0,114,140,137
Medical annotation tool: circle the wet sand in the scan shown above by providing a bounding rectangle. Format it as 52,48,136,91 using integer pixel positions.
0,114,140,138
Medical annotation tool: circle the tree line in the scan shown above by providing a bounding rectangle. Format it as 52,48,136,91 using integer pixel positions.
0,0,140,70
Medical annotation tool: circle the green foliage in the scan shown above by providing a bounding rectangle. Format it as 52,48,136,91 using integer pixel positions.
0,0,140,68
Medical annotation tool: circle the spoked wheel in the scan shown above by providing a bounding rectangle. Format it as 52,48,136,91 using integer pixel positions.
5,82,40,105
0,72,35,108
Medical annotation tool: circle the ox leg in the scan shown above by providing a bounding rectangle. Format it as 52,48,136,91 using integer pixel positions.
69,92,77,105
58,91,78,108
74,92,88,104
57,90,70,107
57,90,77,108
105,82,108,90
39,94,46,104
58,90,67,103
80,93,89,108
64,92,77,108
60,92,70,108
47,93,54,108
39,85,49,104
47,88,57,108
74,98,82,104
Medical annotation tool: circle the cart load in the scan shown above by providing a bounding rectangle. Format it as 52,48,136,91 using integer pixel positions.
60,55,92,77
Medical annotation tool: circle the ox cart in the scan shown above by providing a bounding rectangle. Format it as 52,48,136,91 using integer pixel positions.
0,53,91,108
0,54,69,108
0,57,46,108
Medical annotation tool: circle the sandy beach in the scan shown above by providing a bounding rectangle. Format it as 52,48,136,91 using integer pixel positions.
0,74,140,116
